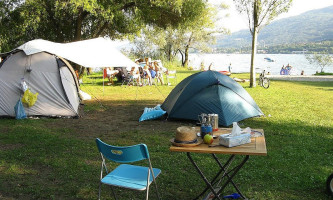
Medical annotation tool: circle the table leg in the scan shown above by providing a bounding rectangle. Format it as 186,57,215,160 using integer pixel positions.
188,153,250,200
216,155,249,199
187,152,222,200
195,155,235,198
212,154,247,199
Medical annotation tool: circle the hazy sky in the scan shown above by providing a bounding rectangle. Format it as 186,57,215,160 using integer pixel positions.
218,0,333,32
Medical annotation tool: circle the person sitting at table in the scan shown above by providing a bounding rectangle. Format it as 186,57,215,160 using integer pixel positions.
153,61,164,85
143,65,152,85
149,63,156,79
144,58,156,80
129,66,142,86
143,58,153,85
106,67,119,85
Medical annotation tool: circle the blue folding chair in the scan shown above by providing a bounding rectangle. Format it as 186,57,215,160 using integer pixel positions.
96,138,161,200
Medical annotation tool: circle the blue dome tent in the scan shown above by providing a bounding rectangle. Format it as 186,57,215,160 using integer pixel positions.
161,70,264,126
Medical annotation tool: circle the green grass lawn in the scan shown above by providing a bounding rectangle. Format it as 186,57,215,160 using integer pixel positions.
0,69,332,200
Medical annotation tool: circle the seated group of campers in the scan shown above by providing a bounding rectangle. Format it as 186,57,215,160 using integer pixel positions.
105,58,169,86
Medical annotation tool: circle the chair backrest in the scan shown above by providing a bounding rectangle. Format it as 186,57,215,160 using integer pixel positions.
138,67,144,76
96,138,150,163
167,70,176,77
118,68,128,80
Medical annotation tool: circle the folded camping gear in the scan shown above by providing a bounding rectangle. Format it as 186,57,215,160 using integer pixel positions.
139,104,166,122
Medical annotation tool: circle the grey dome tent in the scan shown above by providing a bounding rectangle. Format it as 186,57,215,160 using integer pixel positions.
161,70,264,126
0,37,140,118
0,50,80,118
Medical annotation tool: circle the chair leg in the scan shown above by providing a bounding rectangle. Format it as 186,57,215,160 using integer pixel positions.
99,183,118,200
98,182,102,200
121,79,126,86
154,181,161,200
146,169,150,200
111,186,117,200
149,163,161,200
146,186,149,200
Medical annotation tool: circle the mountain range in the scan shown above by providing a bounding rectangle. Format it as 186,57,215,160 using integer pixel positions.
215,5,333,49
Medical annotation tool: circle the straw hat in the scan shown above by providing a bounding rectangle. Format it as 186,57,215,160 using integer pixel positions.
170,126,202,147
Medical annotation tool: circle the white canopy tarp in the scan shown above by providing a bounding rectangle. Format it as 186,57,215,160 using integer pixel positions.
16,37,138,68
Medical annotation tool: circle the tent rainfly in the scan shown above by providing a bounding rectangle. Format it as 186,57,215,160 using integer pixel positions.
15,37,138,68
161,70,264,126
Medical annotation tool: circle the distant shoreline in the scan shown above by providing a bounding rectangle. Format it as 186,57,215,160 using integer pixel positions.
188,53,333,75
266,75,333,82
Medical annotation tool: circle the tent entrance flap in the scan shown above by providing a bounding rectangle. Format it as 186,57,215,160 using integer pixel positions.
59,66,80,114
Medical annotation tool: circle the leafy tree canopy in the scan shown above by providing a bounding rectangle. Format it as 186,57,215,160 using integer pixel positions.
0,0,198,52
305,53,333,73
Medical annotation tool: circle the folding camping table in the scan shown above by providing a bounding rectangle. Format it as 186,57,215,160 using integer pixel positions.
169,128,267,200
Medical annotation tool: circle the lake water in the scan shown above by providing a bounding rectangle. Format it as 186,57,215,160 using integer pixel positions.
188,54,333,75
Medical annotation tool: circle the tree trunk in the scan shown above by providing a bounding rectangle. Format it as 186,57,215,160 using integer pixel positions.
250,1,259,88
184,45,189,68
178,49,185,66
94,22,109,38
184,34,193,68
250,29,258,87
166,43,172,61
74,7,84,41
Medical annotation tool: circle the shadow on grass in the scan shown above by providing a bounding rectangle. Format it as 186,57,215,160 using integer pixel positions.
0,100,332,199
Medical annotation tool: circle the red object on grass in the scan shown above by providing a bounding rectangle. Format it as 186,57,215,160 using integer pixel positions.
103,68,107,78
219,71,231,76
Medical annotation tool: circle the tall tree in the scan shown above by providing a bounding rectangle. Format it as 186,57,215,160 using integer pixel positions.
134,1,228,66
305,53,333,73
178,2,228,68
234,0,292,87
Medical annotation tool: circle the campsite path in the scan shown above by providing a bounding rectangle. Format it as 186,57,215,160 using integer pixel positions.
267,75,333,82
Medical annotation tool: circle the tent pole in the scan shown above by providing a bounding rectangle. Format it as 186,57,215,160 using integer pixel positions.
103,69,105,96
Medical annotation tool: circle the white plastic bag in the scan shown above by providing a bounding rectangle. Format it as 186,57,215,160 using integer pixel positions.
20,78,28,93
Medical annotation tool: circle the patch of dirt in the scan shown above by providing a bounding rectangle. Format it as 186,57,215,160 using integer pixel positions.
0,143,25,151
44,100,196,141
